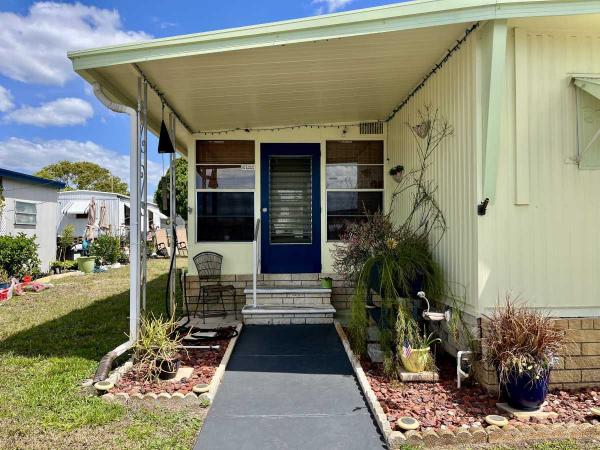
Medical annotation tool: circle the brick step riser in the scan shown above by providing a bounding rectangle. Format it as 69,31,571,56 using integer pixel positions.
244,295,331,306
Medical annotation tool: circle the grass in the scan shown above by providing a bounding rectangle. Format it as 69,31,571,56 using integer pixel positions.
0,258,204,450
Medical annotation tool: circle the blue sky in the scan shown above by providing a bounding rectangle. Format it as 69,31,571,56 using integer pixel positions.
0,0,401,197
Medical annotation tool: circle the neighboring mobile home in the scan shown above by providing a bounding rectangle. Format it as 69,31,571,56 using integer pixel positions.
0,168,65,272
58,190,166,238
69,0,600,388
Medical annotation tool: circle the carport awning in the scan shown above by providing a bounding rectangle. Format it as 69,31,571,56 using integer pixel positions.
62,201,90,215
67,0,600,136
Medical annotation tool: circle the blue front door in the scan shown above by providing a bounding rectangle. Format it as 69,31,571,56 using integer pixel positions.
261,143,321,273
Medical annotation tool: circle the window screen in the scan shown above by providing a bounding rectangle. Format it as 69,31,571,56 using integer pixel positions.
326,141,383,240
574,78,600,169
196,140,255,241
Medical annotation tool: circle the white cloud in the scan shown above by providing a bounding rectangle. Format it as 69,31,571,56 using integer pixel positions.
0,85,13,112
0,2,152,85
312,0,355,14
0,137,163,195
4,97,93,127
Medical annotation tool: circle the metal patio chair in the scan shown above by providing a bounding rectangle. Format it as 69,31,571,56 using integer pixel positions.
192,252,237,323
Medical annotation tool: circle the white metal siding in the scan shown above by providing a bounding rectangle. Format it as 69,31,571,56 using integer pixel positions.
478,29,600,315
1,179,59,272
386,36,479,313
58,191,163,238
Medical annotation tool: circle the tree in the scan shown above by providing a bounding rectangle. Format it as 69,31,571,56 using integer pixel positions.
58,224,74,261
35,161,129,195
154,157,188,221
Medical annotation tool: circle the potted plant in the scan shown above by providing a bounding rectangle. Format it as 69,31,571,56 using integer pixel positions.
133,315,186,381
395,307,441,372
482,297,566,411
389,165,405,183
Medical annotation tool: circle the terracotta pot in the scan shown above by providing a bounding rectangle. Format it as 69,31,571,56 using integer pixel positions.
400,347,431,373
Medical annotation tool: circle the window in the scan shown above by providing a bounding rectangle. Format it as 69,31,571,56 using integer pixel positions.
124,205,130,226
75,213,88,219
15,201,37,225
149,210,154,227
326,141,384,240
574,77,600,168
196,140,255,241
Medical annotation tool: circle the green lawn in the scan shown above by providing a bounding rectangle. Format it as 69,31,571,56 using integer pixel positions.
0,259,204,450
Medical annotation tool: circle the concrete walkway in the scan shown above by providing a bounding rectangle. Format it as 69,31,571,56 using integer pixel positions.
194,325,386,450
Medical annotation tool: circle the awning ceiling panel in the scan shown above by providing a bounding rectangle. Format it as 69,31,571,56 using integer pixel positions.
84,23,471,132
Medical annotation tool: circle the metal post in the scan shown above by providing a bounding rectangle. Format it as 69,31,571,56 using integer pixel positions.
139,79,148,312
130,79,142,338
169,112,177,317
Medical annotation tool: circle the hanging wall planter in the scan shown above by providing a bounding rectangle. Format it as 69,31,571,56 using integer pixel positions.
389,165,405,183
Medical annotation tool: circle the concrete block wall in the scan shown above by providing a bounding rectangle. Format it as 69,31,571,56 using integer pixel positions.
476,317,600,392
184,273,354,314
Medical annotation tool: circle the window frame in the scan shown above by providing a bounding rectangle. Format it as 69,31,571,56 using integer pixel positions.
14,200,37,226
325,140,385,241
195,140,256,243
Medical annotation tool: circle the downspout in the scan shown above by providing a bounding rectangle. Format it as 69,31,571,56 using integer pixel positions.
92,82,140,383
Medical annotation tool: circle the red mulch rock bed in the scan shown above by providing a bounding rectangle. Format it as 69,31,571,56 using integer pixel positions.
112,337,230,395
363,355,600,431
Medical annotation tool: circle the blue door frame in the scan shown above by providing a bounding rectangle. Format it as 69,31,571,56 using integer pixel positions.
260,143,321,273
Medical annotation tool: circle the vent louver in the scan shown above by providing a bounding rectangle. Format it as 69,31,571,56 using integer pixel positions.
359,122,384,135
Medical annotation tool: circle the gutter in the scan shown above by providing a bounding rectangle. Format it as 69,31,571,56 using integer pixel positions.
91,82,140,382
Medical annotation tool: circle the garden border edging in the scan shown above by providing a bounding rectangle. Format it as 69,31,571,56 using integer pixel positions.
333,320,600,448
95,322,243,406
334,321,402,447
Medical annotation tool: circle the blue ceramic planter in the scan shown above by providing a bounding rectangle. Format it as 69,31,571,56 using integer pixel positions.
503,369,550,411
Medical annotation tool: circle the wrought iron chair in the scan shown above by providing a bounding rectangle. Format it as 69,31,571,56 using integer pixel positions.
192,252,237,323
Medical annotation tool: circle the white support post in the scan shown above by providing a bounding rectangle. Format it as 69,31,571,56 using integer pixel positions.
130,79,142,341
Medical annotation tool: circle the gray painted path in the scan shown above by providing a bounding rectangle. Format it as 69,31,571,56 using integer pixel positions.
194,325,386,450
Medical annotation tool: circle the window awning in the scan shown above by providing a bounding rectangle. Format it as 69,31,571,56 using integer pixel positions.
62,200,90,215
573,77,600,100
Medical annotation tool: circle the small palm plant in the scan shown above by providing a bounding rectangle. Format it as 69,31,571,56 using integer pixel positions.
133,314,186,381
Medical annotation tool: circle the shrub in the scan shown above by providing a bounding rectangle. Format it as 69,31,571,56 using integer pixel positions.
89,234,121,265
58,224,75,261
0,233,41,278
482,296,566,384
50,260,78,271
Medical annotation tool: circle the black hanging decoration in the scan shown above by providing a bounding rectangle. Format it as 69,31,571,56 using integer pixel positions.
158,103,175,154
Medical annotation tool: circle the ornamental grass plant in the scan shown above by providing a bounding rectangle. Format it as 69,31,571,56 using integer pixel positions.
482,296,566,384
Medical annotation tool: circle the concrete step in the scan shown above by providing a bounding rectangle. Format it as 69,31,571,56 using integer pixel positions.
241,304,336,325
243,286,332,306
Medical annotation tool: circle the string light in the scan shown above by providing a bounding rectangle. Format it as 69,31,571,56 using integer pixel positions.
196,22,480,136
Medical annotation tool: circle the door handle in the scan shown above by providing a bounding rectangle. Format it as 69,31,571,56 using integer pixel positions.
262,208,268,213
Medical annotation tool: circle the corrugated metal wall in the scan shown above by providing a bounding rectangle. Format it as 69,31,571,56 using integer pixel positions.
386,36,479,313
478,29,600,315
